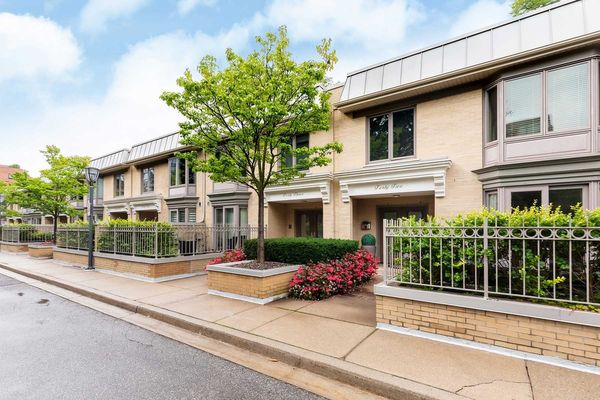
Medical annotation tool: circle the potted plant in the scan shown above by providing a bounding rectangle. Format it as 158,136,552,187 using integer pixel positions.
361,234,376,256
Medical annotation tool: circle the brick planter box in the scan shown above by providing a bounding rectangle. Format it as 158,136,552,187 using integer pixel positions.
0,241,29,253
28,244,53,259
53,248,213,282
207,261,299,304
375,284,600,368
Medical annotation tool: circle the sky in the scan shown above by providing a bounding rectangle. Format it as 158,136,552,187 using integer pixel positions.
0,0,513,174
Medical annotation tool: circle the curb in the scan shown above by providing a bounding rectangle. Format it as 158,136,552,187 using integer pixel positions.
0,263,462,400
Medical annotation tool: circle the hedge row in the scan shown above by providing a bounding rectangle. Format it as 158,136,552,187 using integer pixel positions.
243,237,359,265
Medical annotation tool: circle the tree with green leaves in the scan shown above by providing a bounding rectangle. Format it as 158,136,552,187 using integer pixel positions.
161,27,342,263
511,0,557,16
0,181,20,226
3,146,90,240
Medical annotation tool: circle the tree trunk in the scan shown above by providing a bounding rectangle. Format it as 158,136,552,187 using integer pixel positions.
257,191,265,264
52,212,58,244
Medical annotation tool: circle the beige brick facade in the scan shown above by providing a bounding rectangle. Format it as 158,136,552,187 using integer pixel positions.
91,75,487,247
376,295,600,368
208,270,295,299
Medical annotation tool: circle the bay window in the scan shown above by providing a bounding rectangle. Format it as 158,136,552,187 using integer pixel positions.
505,74,542,137
368,108,414,162
169,158,195,186
508,185,585,213
169,207,196,223
496,62,590,140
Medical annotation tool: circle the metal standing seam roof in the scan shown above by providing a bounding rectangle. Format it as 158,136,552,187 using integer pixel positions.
339,0,600,104
128,132,186,162
90,132,189,171
90,149,129,170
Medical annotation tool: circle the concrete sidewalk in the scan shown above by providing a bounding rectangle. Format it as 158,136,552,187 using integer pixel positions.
1,252,599,400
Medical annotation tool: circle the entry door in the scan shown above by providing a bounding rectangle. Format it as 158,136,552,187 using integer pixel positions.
377,207,427,258
295,210,323,238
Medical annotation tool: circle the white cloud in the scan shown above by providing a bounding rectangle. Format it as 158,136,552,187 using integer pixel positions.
263,0,426,81
449,0,511,37
0,13,81,82
177,0,217,15
80,0,149,34
1,26,256,173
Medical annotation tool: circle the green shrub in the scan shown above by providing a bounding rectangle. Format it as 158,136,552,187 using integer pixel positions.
243,237,358,264
393,205,600,305
56,222,89,249
97,219,179,258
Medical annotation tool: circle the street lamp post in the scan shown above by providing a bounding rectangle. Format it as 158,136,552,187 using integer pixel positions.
84,167,100,270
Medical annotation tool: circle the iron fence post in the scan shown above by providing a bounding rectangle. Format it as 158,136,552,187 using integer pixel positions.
483,217,489,300
383,219,388,286
154,224,159,259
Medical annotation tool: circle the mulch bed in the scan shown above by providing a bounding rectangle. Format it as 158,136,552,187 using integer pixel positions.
221,261,293,270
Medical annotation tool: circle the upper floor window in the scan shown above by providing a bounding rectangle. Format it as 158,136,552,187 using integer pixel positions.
114,173,125,197
368,108,414,162
169,158,195,187
96,177,104,200
283,133,309,170
501,62,589,139
141,167,154,193
485,87,498,142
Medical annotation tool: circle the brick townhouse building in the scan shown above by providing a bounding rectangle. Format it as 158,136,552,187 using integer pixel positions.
11,0,600,257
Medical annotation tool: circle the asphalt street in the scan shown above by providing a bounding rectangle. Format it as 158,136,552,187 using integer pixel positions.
0,272,323,400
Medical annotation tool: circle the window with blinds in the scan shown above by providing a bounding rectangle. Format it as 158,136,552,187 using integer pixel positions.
504,74,542,137
546,63,589,133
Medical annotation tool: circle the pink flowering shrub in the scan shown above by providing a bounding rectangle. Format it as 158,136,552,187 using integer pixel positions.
288,250,378,300
208,249,246,266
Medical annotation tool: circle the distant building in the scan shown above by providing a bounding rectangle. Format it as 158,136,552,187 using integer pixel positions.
0,164,22,183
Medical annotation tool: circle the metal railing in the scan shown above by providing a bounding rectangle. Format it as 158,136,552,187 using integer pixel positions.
56,224,259,258
0,224,53,243
384,218,600,307
56,227,89,250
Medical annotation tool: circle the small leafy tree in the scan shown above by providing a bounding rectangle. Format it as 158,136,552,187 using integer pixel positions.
3,146,89,240
0,181,20,226
161,27,342,263
511,0,557,16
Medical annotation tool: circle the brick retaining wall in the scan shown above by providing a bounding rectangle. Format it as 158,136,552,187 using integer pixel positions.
376,295,600,368
208,270,295,300
53,248,211,281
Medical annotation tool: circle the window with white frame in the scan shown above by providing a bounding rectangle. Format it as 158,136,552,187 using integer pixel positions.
502,62,590,138
508,185,585,213
141,167,154,193
368,108,414,162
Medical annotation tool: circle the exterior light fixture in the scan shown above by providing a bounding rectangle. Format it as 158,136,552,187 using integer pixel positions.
83,166,100,270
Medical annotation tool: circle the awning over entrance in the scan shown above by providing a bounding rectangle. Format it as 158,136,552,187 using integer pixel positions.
335,158,452,202
264,173,332,204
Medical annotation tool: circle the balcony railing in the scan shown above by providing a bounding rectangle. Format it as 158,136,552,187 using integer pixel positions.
384,217,600,307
